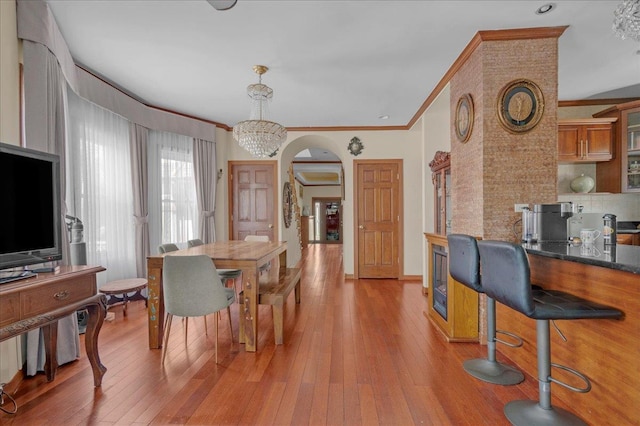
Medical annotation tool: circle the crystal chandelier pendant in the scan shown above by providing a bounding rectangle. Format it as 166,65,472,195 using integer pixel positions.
233,65,287,158
613,0,640,42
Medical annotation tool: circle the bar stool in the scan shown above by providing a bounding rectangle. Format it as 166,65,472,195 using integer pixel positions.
477,240,623,426
447,234,524,385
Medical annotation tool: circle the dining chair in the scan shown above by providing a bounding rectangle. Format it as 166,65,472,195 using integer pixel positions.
244,235,271,274
187,238,204,248
161,254,236,364
158,243,179,254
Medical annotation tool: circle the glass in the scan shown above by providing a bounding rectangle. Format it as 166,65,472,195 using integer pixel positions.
626,111,640,190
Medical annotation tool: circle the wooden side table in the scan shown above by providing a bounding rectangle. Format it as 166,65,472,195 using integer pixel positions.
100,278,147,316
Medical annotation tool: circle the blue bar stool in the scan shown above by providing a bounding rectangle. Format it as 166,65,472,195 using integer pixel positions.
447,234,524,385
478,240,623,426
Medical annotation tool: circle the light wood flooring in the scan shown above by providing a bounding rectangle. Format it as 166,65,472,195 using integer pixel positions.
1,244,560,425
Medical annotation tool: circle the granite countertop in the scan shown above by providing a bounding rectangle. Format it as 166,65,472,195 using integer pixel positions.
523,241,640,275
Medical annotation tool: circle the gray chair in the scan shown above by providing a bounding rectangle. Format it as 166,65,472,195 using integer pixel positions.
478,240,623,426
188,238,243,299
158,243,179,254
187,238,204,248
161,255,236,364
244,235,271,273
447,234,524,385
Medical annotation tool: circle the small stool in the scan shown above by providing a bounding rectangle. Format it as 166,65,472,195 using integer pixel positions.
100,278,148,316
478,240,623,426
447,234,524,386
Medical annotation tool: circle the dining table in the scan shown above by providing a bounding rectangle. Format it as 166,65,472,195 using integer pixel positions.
146,240,288,352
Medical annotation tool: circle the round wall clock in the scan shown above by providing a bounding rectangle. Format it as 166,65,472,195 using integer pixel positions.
283,182,293,228
455,93,474,143
497,79,544,133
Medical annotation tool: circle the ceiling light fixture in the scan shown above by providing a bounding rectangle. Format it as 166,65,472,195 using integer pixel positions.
535,3,556,15
613,0,640,41
206,0,237,11
233,65,287,158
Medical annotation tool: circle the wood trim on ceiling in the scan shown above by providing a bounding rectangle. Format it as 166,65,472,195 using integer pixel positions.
407,26,569,129
79,26,636,132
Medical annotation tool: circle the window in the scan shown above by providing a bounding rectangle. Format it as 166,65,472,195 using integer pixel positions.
148,131,198,252
66,89,136,284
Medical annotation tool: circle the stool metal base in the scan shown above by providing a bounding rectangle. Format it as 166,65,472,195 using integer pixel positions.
505,400,587,426
463,358,524,385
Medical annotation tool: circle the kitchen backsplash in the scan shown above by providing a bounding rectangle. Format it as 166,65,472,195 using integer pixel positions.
558,193,640,221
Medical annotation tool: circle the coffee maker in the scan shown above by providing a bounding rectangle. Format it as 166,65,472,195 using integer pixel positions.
522,202,573,242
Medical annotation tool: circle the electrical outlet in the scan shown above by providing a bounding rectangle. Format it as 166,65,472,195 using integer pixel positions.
514,204,529,212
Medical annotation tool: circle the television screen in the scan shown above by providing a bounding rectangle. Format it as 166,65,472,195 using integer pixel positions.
0,142,63,272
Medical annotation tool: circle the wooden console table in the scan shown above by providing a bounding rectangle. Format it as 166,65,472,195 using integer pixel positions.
0,265,107,386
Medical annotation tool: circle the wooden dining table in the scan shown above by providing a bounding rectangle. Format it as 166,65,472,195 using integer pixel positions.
146,240,288,352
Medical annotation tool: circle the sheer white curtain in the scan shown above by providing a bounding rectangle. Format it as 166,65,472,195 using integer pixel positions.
66,89,136,286
148,130,198,253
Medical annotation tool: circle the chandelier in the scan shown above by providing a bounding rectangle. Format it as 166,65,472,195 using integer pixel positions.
233,65,287,158
613,0,640,42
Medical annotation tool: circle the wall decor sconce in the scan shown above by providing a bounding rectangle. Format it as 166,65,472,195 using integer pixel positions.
348,137,364,156
217,168,223,182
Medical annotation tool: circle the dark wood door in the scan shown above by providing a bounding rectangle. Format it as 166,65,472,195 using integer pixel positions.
229,161,277,241
355,160,402,278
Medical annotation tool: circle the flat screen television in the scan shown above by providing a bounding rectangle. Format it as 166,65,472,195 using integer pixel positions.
0,142,63,275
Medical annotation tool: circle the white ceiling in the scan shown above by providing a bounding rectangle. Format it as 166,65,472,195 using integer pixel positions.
46,0,640,132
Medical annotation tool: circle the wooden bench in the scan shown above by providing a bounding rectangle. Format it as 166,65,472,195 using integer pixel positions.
239,267,301,345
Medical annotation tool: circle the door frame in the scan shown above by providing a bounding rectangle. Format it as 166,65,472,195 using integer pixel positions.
228,160,278,241
353,159,404,279
311,197,343,244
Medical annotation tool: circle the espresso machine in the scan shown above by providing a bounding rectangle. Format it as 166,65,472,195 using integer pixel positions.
522,202,573,242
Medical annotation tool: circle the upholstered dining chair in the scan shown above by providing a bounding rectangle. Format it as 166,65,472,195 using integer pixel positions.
187,238,204,248
244,235,271,274
158,243,179,254
161,254,235,364
187,238,243,298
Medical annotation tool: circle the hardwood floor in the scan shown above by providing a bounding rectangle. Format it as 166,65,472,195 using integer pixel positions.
2,244,552,425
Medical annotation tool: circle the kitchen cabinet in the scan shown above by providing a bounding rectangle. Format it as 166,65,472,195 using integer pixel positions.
617,233,640,246
557,118,616,163
594,100,640,193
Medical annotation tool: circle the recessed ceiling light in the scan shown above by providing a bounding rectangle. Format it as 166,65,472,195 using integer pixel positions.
379,115,389,120
535,3,556,15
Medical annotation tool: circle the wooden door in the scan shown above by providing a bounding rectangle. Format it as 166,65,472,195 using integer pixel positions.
229,161,277,241
354,160,402,278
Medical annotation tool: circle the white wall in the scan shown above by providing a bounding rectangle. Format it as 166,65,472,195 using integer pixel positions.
420,84,452,287
0,0,24,385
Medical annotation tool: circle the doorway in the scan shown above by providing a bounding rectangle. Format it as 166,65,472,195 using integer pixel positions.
354,159,403,279
311,197,343,244
228,161,277,241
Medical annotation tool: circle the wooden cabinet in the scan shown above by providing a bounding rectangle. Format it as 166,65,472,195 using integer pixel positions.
429,151,451,235
558,118,616,163
424,150,478,342
300,215,313,249
594,100,640,193
424,233,478,342
617,233,640,245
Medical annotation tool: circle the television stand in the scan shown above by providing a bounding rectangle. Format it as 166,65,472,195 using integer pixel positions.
0,270,37,284
0,265,107,387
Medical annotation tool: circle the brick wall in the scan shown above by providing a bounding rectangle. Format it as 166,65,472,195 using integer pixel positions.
451,36,559,243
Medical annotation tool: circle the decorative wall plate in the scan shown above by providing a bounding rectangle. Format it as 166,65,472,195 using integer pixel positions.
497,79,544,133
348,137,364,156
283,182,293,228
455,93,474,143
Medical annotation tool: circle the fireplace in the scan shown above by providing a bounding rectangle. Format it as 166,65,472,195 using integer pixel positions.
432,244,448,320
